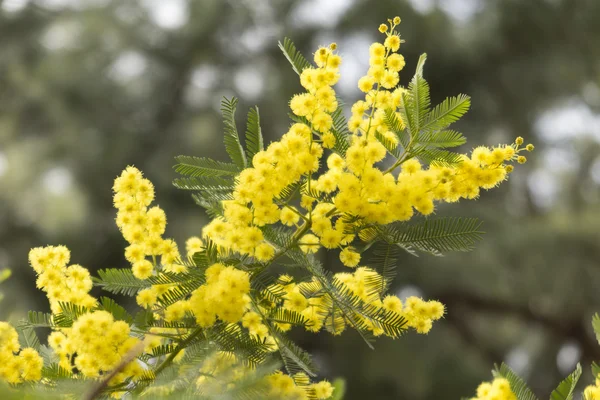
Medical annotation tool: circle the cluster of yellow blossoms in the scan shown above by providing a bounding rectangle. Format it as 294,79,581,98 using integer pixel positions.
113,166,186,279
0,16,538,400
48,311,143,383
584,375,600,399
29,245,96,313
470,378,516,400
0,322,43,383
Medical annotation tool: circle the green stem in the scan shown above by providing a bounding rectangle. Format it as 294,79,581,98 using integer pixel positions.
153,327,204,376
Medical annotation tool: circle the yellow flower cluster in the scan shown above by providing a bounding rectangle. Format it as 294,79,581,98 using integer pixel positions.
584,375,600,400
0,322,43,383
189,351,333,400
159,263,252,328
304,18,533,266
202,44,343,261
29,245,96,313
264,268,444,337
267,371,334,400
471,378,516,400
48,311,143,382
113,166,186,279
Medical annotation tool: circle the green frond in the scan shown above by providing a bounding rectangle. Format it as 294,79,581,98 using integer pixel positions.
415,53,427,77
39,344,59,366
42,363,73,380
550,363,581,400
221,97,248,169
192,194,224,219
172,176,234,191
374,131,401,158
261,225,296,250
17,325,40,350
367,242,401,294
331,378,347,400
209,323,271,367
385,217,484,254
383,108,410,148
94,268,151,296
493,363,539,400
149,343,180,358
592,362,600,382
405,55,431,135
53,302,91,328
278,37,312,76
592,313,600,344
173,155,240,177
97,297,133,323
416,129,466,149
276,181,301,203
330,277,407,339
21,311,54,329
268,324,317,377
421,93,471,133
330,103,350,156
268,308,310,329
412,146,464,166
245,106,264,164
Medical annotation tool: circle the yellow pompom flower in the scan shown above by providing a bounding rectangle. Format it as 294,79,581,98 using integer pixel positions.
339,247,361,267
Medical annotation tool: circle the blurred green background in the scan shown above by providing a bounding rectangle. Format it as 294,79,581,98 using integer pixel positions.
1,0,600,398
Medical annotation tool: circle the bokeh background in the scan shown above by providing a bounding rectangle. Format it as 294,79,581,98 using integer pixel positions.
1,0,600,398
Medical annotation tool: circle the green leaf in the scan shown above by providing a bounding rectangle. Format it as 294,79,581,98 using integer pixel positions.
221,97,248,169
17,326,40,351
245,106,264,164
592,313,600,345
172,177,234,192
331,378,347,400
42,363,73,380
550,363,581,400
415,53,427,77
406,55,431,133
54,302,91,327
330,102,351,156
412,146,464,167
375,130,401,158
94,268,150,296
386,217,484,254
421,93,471,133
383,108,410,148
278,37,312,76
368,243,401,294
173,155,240,177
97,297,133,323
21,311,54,328
592,362,600,379
416,129,467,149
493,363,539,400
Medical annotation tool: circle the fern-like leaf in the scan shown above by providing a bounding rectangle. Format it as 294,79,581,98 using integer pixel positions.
592,313,600,345
278,37,312,76
421,93,471,133
221,97,248,169
368,243,401,294
386,217,484,254
17,326,40,351
21,311,54,328
173,155,239,177
97,297,133,323
330,103,350,156
94,268,151,296
416,129,466,149
245,106,264,164
550,363,581,400
493,363,539,400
